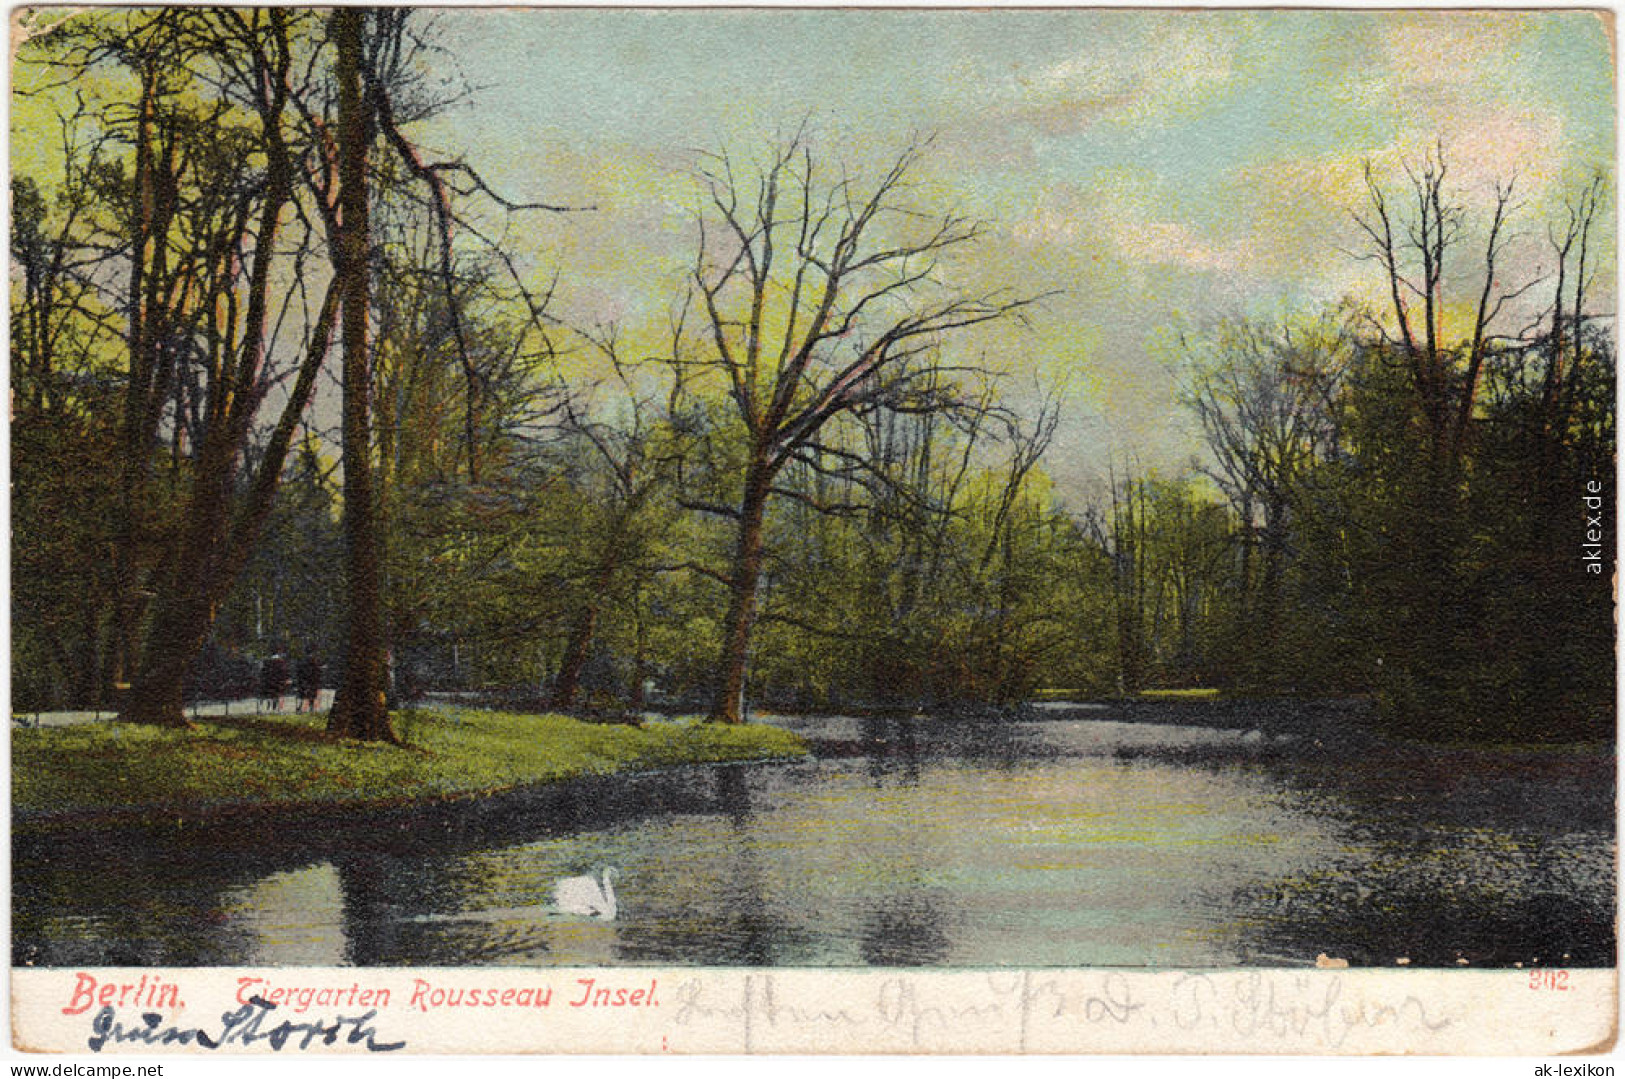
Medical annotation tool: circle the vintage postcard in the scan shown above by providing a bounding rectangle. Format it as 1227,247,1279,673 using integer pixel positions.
8,4,1617,1065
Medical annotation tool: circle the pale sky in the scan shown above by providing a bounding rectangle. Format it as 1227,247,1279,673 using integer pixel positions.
12,8,1616,503
417,8,1614,500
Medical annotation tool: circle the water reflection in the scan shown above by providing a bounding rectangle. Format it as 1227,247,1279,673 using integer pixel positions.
704,763,774,964
859,715,922,785
14,835,265,967
227,863,346,966
1229,877,1614,967
714,764,753,824
613,767,786,965
337,855,404,967
1222,831,1615,966
14,714,1616,969
859,878,952,966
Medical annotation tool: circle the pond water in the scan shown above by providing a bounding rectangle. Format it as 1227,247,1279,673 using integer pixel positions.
13,709,1615,969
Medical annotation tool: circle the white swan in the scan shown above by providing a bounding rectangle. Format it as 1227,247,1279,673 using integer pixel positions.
553,868,618,920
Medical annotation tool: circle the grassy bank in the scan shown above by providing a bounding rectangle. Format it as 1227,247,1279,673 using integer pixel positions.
13,708,806,830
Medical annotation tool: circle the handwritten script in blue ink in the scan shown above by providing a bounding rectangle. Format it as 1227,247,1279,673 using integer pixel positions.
88,994,405,1053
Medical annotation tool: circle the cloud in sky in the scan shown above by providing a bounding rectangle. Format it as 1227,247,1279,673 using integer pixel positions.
1021,21,1240,130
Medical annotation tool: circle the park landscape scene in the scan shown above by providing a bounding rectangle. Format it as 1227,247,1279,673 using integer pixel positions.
9,9,1616,974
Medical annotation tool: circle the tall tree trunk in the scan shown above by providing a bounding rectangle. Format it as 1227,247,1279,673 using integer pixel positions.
122,595,212,727
327,8,396,744
1256,498,1288,688
70,612,99,708
630,598,649,714
117,23,321,729
112,263,336,727
552,576,609,710
120,465,233,727
109,61,168,705
709,463,773,723
552,503,636,709
1219,490,1251,688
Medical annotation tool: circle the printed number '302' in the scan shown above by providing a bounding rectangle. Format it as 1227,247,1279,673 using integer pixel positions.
1529,970,1570,990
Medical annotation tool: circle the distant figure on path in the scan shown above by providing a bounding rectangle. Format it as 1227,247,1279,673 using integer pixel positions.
297,654,324,712
259,654,290,713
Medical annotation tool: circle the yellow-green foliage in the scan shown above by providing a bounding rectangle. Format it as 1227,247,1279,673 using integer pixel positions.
1138,688,1221,700
13,710,806,827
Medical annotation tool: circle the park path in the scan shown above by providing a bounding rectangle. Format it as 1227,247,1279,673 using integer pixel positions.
15,689,337,728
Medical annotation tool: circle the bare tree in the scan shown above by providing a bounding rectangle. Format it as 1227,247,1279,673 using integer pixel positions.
1178,313,1350,681
753,369,1011,707
15,10,351,726
975,393,1063,702
549,323,684,710
1350,145,1534,467
681,131,1041,722
1540,173,1607,438
318,10,574,740
18,9,565,732
1100,462,1149,693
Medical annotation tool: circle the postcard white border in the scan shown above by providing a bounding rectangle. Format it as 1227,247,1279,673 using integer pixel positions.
9,966,1617,1056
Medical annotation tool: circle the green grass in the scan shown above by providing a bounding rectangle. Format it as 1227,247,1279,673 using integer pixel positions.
13,708,807,829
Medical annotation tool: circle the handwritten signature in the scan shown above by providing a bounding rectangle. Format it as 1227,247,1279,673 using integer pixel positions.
1171,972,1453,1049
669,971,1454,1051
87,995,405,1053
671,972,1147,1050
